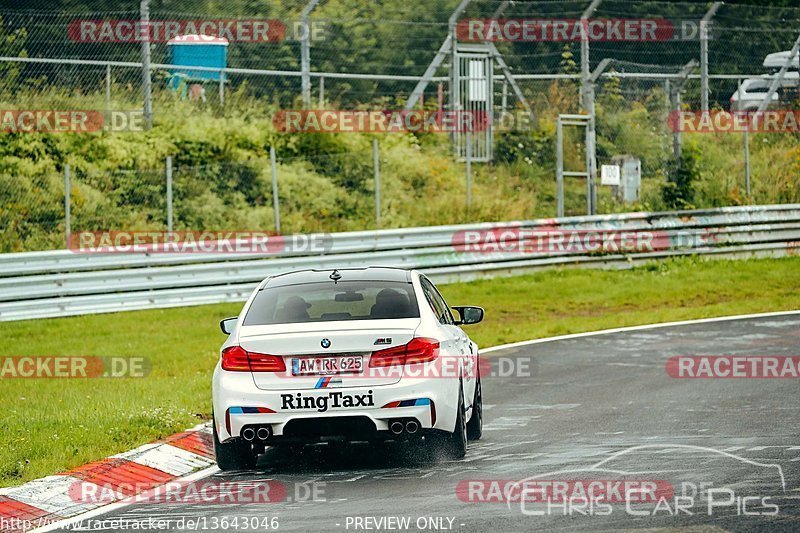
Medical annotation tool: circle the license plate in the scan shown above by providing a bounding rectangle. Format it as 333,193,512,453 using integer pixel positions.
291,355,363,376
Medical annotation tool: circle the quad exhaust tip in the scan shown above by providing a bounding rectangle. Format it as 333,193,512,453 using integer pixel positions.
242,427,256,442
389,419,419,435
256,426,272,441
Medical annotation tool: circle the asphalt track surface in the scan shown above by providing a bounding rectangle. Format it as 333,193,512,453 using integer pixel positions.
52,314,800,532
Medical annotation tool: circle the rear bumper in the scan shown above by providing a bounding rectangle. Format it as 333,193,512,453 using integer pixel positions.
212,367,457,442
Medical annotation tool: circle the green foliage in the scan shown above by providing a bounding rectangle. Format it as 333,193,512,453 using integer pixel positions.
0,16,26,88
598,72,625,110
494,128,553,168
662,144,701,210
559,44,578,75
2,79,800,250
595,99,669,179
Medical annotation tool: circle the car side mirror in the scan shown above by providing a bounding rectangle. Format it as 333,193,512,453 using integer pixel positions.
451,306,484,325
220,317,238,335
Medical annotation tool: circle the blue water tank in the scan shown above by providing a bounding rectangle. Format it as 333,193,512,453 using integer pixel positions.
167,35,228,82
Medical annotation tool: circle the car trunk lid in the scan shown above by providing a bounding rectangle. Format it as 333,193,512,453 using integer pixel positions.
239,319,419,390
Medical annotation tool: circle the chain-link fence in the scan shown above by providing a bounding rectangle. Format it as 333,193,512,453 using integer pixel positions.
5,1,800,110
2,0,800,251
0,149,391,252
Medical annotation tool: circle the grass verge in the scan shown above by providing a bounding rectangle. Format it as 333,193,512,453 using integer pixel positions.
1,256,798,486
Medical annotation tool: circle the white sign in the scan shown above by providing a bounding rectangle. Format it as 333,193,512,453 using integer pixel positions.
468,60,487,102
601,164,621,186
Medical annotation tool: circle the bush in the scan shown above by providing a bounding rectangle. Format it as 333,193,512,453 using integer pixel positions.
661,144,701,210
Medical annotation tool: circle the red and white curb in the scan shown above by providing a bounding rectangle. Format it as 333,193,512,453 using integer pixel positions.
0,423,214,532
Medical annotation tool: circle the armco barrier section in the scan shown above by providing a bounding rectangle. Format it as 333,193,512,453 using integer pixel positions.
1,204,798,321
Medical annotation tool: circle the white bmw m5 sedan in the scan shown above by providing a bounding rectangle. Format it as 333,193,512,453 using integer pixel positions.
212,267,484,470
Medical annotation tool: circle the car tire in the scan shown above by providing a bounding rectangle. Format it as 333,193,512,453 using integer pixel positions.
466,377,482,441
213,419,257,471
442,382,468,459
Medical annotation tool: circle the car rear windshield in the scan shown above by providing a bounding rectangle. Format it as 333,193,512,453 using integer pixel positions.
243,280,420,325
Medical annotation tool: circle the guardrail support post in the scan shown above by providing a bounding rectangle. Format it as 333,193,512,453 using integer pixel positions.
166,156,173,233
270,146,281,234
373,139,381,227
65,164,71,249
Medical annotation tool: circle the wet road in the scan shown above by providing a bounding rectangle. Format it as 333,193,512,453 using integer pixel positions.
52,314,800,532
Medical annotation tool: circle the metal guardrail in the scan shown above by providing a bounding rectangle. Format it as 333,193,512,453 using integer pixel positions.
1,204,798,322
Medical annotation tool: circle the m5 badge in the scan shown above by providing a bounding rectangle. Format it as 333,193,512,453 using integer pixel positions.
374,337,392,345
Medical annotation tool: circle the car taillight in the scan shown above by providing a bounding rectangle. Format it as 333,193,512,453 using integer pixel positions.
221,346,286,373
404,337,440,364
248,352,286,372
221,346,249,371
368,343,407,368
369,337,440,367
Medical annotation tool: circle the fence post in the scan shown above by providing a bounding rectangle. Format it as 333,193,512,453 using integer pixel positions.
672,88,682,161
319,76,325,107
140,0,153,129
373,139,380,227
301,0,322,108
580,1,602,216
700,2,722,113
166,156,173,233
64,164,71,249
465,130,472,211
500,79,508,116
270,147,281,234
219,70,225,107
586,92,597,216
744,122,751,199
105,64,111,114
556,116,564,218
580,0,602,110
586,125,593,215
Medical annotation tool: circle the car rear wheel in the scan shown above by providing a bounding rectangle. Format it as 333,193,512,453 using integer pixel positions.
466,377,482,441
213,420,257,471
435,382,467,459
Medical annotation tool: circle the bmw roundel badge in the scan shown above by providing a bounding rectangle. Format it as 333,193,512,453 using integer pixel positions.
321,338,331,349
